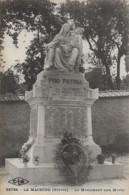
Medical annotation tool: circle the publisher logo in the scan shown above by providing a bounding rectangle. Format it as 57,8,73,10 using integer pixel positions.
8,177,29,186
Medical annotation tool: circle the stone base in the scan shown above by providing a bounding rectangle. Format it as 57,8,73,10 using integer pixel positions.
84,138,101,159
5,159,65,184
6,158,124,184
25,137,101,163
88,145,101,159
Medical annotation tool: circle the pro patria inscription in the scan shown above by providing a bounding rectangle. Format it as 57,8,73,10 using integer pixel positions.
48,77,86,101
48,78,82,85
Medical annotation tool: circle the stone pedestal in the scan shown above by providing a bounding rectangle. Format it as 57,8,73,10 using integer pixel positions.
6,70,124,184
25,70,101,162
6,158,124,184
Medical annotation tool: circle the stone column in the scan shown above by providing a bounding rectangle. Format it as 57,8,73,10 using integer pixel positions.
31,102,46,162
21,105,37,149
34,102,45,146
86,105,95,145
29,105,37,139
86,104,101,158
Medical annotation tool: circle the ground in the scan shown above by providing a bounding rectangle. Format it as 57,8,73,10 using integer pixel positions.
0,155,129,195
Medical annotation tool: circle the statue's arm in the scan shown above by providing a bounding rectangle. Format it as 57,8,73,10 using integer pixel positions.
76,35,83,65
44,34,60,49
77,35,83,57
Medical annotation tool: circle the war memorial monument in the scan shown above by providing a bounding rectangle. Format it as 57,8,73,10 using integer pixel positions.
6,22,124,184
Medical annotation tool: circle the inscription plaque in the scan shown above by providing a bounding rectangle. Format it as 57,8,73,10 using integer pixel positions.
45,106,87,137
48,76,86,101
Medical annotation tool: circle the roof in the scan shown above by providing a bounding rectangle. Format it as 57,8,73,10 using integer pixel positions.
0,94,24,102
0,90,129,102
99,90,129,98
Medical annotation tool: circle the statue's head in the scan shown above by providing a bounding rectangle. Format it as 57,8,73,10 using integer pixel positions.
74,27,84,35
68,19,75,30
60,23,71,34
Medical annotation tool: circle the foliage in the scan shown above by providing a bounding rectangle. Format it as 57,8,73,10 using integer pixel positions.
111,153,117,164
0,68,28,94
125,52,129,73
0,69,19,94
97,153,106,164
54,132,93,185
60,0,129,89
22,154,30,163
33,155,40,162
1,0,63,43
97,153,117,164
1,0,129,90
86,67,129,90
1,0,64,90
85,67,108,90
120,74,129,89
19,143,32,163
19,143,32,157
97,153,106,159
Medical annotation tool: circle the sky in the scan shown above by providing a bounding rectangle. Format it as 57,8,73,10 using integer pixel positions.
3,31,34,70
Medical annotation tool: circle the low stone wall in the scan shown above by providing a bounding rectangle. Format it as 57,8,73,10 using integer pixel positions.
0,96,129,164
93,97,129,145
0,102,30,165
1,97,129,144
0,101,30,135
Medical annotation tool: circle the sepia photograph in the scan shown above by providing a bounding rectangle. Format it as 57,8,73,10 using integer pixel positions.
0,0,129,194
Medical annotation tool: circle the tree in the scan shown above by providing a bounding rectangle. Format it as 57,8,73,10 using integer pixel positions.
1,0,64,90
60,0,129,89
0,69,19,94
120,74,129,89
85,67,107,90
125,42,129,73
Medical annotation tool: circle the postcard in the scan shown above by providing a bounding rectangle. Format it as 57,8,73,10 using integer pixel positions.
0,0,129,195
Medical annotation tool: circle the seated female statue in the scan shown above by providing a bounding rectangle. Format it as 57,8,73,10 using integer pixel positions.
44,23,84,72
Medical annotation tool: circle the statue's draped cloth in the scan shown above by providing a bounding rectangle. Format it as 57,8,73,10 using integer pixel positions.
45,23,83,72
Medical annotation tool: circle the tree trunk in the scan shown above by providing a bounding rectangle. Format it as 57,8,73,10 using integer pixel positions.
105,66,114,90
116,54,121,90
101,59,114,90
86,38,114,89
